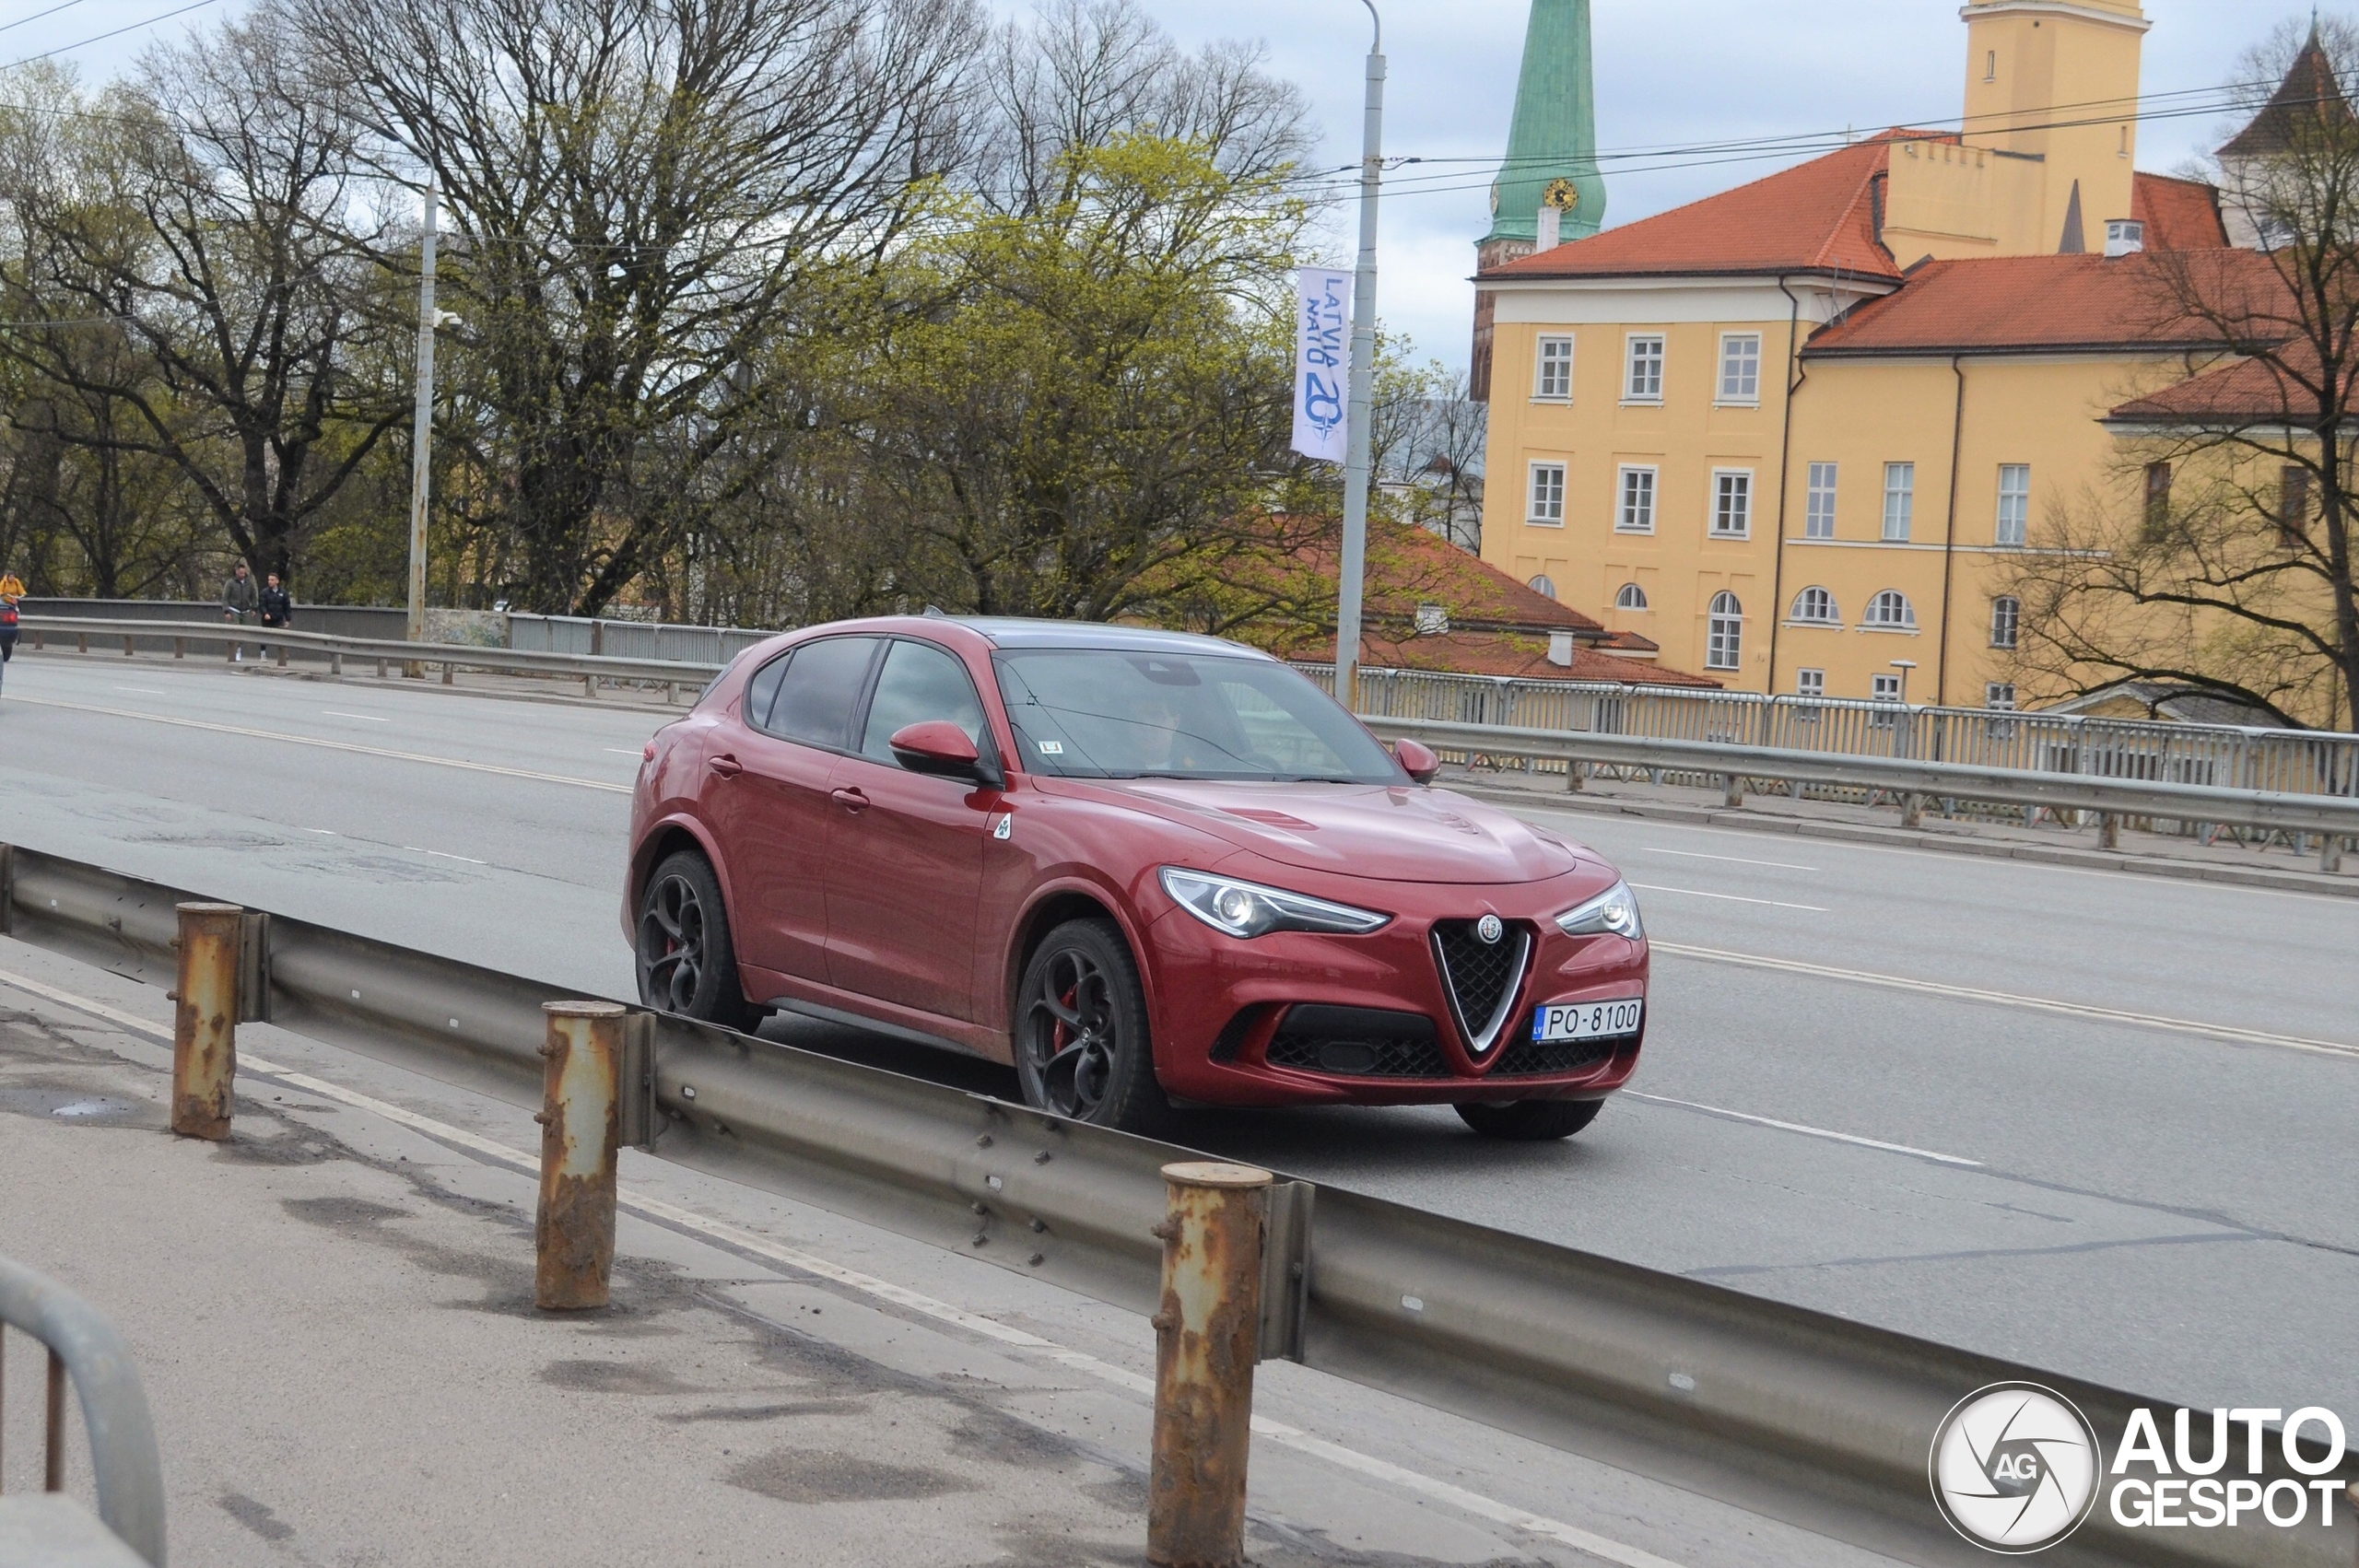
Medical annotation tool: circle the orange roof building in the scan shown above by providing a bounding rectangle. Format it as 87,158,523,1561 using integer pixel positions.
1468,0,2307,715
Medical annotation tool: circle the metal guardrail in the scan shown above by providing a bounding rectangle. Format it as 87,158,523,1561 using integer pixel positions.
17,616,727,694
1357,717,2359,846
0,1254,167,1564
1,842,2348,1568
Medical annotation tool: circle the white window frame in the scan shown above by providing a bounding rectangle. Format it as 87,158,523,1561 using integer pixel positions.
1996,463,2030,546
1990,594,2021,649
1615,581,1649,612
1705,591,1743,671
1532,334,1575,402
1717,333,1762,406
1615,464,1658,533
1528,575,1557,600
1883,462,1915,542
1872,673,1904,701
1862,589,1919,631
1796,668,1825,699
1790,586,1838,625
1526,460,1567,526
1986,682,2018,711
1804,462,1838,539
1624,333,1665,404
1709,468,1754,539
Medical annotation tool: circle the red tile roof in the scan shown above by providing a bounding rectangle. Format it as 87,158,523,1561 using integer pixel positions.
2130,172,2228,252
1802,249,2287,357
2108,345,2325,423
2219,35,2353,158
1479,136,1907,283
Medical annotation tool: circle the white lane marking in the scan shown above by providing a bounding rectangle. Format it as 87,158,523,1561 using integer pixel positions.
111,685,167,696
304,828,338,836
1628,883,1827,913
0,965,1690,1568
1652,942,2359,1061
322,710,388,722
0,694,628,794
1641,847,1818,872
604,747,643,756
403,847,487,865
1624,1092,1983,1167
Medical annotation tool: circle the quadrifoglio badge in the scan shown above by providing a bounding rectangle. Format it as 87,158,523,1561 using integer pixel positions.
1931,1385,2351,1553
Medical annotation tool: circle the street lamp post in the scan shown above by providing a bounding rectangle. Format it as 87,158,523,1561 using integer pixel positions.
405,184,439,661
1332,0,1384,714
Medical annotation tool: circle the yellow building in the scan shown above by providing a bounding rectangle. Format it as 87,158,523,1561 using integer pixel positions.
1473,0,2254,708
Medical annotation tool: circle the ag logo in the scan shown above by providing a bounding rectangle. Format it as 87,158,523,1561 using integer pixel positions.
1931,1383,2100,1553
1475,914,1504,944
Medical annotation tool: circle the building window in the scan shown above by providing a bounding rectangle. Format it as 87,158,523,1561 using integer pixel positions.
1797,668,1825,699
1990,594,2020,649
1986,49,1997,82
1996,463,2030,546
1883,462,1915,542
1790,585,1838,624
1625,334,1664,402
1616,465,1657,532
1705,591,1743,670
1869,672,1904,725
1615,581,1649,611
1805,462,1837,538
1528,575,1557,600
1987,683,2018,710
1863,589,1918,629
1710,470,1753,537
1527,461,1566,525
1718,333,1761,404
2281,464,2311,547
1533,335,1574,401
2143,462,2173,537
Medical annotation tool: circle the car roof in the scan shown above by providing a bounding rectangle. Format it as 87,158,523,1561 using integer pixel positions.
950,617,1275,660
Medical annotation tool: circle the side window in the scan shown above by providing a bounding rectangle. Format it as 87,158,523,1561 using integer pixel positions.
860,639,991,763
742,652,790,730
763,636,880,748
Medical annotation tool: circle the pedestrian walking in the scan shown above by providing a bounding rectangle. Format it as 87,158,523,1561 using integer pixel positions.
258,571,292,661
221,562,259,661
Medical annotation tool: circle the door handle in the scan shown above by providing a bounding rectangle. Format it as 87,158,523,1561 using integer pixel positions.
707,754,743,778
830,786,870,813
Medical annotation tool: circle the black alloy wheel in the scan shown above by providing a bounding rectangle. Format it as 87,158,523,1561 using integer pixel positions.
1015,918,1167,1133
1455,1097,1605,1141
636,849,757,1032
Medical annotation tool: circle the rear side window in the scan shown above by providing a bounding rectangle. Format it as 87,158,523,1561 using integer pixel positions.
742,653,789,728
759,636,879,748
860,639,991,762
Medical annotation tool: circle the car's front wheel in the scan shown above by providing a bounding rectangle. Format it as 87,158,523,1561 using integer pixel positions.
636,849,758,1032
1015,918,1168,1134
1456,1097,1604,1141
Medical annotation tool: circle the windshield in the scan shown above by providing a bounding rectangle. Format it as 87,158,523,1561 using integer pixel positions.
992,648,1402,784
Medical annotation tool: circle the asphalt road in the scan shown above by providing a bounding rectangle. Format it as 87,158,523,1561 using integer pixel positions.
4,650,2353,1427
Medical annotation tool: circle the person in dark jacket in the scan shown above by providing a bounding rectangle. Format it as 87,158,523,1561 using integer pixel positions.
258,573,292,660
222,563,259,661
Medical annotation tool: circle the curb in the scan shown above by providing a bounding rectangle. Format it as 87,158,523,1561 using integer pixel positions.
1449,780,2359,901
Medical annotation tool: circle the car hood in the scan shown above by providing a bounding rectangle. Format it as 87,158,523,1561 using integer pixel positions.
1042,778,1590,884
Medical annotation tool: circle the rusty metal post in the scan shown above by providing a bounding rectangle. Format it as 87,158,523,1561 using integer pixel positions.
2099,813,2121,850
1148,1161,1271,1568
1722,774,1744,809
170,902,243,1140
535,1000,627,1310
1900,791,1925,829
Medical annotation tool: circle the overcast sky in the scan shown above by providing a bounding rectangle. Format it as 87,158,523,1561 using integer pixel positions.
2,0,2316,369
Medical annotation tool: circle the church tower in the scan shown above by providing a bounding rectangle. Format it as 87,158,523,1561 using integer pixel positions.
1471,0,1604,401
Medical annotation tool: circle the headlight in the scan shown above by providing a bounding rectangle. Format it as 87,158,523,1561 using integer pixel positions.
1555,880,1643,941
1159,867,1391,938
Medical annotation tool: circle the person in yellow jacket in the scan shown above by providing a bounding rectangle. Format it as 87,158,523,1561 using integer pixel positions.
0,571,23,602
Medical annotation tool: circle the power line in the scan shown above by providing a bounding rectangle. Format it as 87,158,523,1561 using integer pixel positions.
1,0,221,71
0,0,96,40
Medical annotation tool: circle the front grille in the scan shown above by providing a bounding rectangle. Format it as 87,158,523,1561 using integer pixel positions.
1431,920,1532,1055
1265,1005,1451,1079
1491,1037,1620,1078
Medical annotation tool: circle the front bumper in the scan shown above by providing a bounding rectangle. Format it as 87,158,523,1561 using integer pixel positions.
1141,872,1649,1108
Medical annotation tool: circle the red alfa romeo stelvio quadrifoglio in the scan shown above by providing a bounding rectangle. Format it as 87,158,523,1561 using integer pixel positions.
624,617,1649,1141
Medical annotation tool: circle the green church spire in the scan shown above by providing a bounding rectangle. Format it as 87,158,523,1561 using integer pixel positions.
1484,0,1605,246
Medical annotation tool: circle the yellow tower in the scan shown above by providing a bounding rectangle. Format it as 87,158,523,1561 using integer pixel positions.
1961,0,2148,252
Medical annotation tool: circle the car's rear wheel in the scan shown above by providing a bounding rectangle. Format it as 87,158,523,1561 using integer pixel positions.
1456,1097,1604,1141
637,849,758,1032
1015,918,1167,1134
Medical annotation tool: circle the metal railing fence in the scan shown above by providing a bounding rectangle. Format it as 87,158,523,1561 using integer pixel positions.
0,841,2349,1568
506,613,775,665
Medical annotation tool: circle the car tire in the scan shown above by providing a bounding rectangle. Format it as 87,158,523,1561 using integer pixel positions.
1014,917,1168,1135
1455,1097,1604,1141
636,849,759,1033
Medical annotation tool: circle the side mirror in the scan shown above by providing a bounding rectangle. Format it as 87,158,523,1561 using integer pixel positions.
1394,738,1440,784
888,720,999,787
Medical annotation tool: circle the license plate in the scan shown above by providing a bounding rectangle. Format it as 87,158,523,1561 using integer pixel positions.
1532,999,1643,1044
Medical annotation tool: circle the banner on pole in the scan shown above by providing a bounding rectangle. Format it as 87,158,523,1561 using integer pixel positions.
1292,268,1351,463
